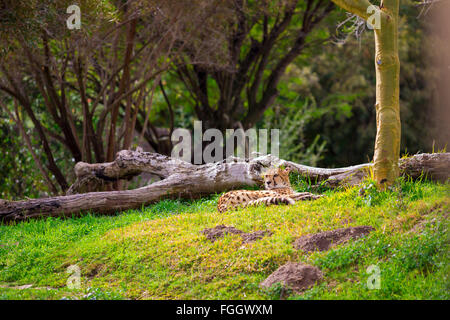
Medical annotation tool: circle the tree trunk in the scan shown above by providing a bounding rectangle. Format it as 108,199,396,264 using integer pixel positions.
331,0,401,187
0,149,448,223
373,0,401,187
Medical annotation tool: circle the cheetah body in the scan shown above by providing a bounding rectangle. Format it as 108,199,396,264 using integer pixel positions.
217,167,321,213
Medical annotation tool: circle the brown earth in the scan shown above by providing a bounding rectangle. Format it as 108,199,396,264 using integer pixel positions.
241,230,273,244
201,225,272,244
293,226,375,252
260,262,323,295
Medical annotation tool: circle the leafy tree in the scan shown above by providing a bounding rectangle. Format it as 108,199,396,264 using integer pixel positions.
169,0,335,132
277,1,439,167
0,0,233,193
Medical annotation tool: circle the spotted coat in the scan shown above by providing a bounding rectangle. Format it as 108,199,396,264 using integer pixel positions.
217,167,322,213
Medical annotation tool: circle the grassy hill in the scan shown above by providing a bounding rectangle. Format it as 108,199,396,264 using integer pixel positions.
0,176,448,300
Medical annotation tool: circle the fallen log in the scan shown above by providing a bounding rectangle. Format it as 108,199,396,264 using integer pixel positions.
68,150,450,192
0,150,448,223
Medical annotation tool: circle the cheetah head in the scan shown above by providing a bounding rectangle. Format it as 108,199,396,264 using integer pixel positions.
263,167,291,189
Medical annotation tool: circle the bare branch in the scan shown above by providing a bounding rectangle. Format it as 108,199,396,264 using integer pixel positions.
330,0,373,20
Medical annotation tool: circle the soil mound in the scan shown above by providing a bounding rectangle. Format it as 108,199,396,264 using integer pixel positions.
294,226,375,252
242,230,273,244
201,225,272,243
260,262,323,294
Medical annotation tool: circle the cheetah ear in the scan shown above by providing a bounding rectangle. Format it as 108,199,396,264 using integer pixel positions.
283,167,291,174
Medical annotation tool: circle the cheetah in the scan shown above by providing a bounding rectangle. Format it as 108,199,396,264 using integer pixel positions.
217,167,322,213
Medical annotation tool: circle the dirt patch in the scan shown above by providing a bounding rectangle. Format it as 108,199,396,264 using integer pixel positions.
260,262,323,295
409,210,449,234
391,200,449,233
86,263,105,279
201,225,243,241
294,226,375,253
418,200,447,216
201,225,272,244
241,230,273,244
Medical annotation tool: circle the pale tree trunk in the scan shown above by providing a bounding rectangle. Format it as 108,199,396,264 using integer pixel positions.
373,0,401,186
1,149,448,223
332,0,401,187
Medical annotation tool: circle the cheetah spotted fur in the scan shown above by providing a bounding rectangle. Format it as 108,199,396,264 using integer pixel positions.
217,167,322,213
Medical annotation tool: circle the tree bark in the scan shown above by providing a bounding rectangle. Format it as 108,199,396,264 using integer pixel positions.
0,150,448,223
373,0,401,187
331,0,401,187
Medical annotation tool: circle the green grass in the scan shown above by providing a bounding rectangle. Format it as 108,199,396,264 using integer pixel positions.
0,177,448,300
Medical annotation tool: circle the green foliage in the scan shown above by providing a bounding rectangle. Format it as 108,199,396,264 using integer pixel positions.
262,100,327,166
0,109,48,199
355,175,432,208
273,2,442,167
0,98,76,199
289,172,335,194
